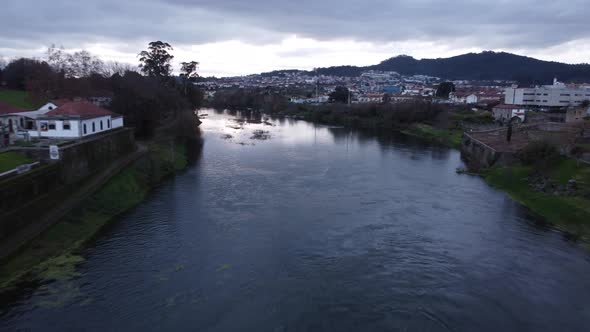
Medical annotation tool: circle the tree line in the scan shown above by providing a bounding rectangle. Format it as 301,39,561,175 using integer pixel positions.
0,41,204,137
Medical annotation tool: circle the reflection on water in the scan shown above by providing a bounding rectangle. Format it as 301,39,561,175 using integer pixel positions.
1,109,589,332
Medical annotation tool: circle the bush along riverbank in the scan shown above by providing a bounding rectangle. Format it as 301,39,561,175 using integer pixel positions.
0,120,202,292
401,124,463,148
271,102,492,148
478,142,590,243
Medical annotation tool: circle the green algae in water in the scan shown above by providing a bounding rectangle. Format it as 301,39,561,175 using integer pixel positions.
0,141,192,292
37,282,84,309
216,264,231,272
38,254,85,281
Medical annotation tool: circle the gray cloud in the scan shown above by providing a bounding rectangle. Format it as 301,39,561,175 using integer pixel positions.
0,0,589,58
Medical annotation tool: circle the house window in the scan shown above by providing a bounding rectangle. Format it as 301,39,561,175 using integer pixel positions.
40,122,48,131
48,121,56,130
63,121,71,130
20,118,24,127
84,124,87,134
100,120,103,130
92,122,96,132
107,119,111,128
560,94,570,96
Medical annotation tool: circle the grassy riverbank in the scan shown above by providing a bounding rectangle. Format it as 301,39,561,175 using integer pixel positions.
401,124,463,148
0,141,191,291
482,159,590,239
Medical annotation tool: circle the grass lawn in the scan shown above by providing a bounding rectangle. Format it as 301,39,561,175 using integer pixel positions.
0,89,36,109
0,151,33,173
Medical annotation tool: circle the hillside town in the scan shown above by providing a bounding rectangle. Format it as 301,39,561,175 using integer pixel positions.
198,70,515,104
199,70,590,124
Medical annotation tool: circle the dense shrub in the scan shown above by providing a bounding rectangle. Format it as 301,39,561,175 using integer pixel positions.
517,140,560,170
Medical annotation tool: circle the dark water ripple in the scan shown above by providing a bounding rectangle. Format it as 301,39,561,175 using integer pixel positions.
1,110,589,331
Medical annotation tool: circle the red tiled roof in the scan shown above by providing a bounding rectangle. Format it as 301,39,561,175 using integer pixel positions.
45,101,122,119
50,99,72,107
0,101,27,115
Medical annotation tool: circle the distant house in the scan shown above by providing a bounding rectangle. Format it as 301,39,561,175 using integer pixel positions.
10,101,124,139
477,92,503,104
492,104,526,123
565,108,586,123
450,91,478,104
358,93,384,103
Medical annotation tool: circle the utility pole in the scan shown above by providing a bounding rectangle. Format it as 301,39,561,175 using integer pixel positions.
348,89,351,106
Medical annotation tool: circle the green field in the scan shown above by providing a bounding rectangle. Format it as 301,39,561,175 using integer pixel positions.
0,152,33,173
0,89,36,109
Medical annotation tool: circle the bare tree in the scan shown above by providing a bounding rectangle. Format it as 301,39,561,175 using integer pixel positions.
68,50,106,77
46,45,107,78
46,44,70,75
104,61,139,76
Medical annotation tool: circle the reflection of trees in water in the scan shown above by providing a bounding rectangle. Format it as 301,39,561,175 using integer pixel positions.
324,126,451,161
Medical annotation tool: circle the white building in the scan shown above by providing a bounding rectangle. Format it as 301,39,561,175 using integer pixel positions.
10,101,124,140
449,92,479,104
504,78,590,108
492,105,527,123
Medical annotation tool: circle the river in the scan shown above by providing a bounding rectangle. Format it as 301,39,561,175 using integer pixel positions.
1,110,589,331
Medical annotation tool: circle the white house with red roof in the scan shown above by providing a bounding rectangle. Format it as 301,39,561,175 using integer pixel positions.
9,101,124,139
0,101,28,146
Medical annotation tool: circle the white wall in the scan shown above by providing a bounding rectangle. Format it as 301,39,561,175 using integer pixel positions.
0,115,25,133
35,119,82,138
111,117,124,129
505,87,590,107
24,115,124,139
466,95,478,104
37,102,58,112
80,116,114,137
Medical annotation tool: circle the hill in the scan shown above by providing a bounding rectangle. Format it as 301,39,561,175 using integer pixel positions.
314,51,590,84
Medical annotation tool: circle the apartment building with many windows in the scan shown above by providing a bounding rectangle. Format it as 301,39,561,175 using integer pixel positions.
504,79,590,108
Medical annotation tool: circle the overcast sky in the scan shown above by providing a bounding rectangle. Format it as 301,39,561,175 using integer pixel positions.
1,0,589,76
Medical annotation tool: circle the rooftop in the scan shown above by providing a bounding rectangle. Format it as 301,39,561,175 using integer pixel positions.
0,101,27,115
44,101,122,119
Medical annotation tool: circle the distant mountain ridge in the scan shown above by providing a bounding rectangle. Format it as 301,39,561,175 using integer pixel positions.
261,51,590,84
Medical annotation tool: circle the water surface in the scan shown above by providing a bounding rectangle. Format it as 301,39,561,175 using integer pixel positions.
1,110,589,331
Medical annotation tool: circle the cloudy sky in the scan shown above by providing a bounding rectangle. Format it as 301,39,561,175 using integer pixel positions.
1,0,589,76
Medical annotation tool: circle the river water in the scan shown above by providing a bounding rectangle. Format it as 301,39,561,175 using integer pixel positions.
1,110,589,331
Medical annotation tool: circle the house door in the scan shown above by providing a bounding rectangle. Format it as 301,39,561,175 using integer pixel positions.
8,119,13,133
